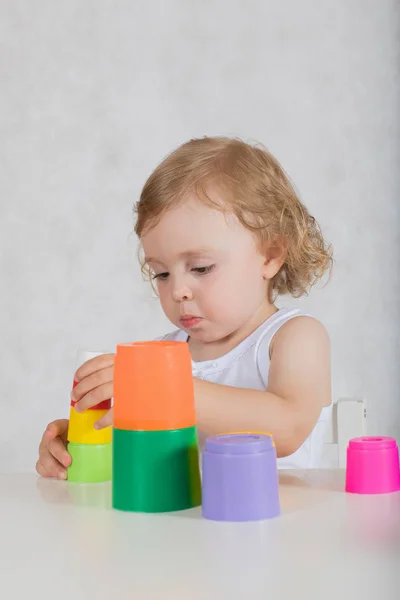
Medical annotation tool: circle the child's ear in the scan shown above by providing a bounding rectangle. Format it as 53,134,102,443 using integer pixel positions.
261,238,287,280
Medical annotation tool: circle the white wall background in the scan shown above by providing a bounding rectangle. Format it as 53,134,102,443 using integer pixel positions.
1,1,399,472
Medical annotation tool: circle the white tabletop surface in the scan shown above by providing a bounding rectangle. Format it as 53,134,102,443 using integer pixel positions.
1,470,399,600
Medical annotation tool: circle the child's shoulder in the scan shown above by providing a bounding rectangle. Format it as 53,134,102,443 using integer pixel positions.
268,309,331,409
273,310,328,340
270,309,330,357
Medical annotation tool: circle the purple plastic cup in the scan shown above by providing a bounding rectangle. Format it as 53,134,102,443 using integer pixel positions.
345,436,400,495
201,433,280,522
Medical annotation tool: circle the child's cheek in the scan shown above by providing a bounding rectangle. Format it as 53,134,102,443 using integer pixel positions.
158,289,171,312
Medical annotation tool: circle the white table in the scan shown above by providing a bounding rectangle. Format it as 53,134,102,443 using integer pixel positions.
1,470,399,600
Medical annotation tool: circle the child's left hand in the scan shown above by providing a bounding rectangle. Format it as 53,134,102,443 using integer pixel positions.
71,353,115,429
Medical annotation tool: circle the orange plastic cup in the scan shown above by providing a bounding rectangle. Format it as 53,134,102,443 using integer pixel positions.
113,340,195,431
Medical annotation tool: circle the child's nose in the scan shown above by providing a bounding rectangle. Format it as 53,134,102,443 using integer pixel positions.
172,283,193,303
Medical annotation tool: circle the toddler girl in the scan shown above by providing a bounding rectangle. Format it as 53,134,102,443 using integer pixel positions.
36,136,332,479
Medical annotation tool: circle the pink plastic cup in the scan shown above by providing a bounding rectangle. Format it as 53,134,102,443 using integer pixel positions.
345,436,400,495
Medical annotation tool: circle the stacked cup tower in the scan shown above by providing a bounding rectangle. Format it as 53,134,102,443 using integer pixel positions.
67,350,112,483
112,340,201,512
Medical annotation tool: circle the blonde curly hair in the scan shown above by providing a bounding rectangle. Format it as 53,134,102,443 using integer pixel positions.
134,136,332,300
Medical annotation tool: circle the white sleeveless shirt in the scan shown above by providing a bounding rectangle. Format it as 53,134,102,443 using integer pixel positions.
160,307,332,469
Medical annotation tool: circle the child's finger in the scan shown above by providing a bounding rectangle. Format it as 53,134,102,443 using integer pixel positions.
72,366,113,403
48,438,71,467
36,455,67,479
36,460,62,479
44,419,69,440
75,353,115,383
36,460,51,477
94,408,113,430
75,382,114,412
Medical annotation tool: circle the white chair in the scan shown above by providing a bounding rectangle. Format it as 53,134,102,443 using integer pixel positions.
321,398,367,468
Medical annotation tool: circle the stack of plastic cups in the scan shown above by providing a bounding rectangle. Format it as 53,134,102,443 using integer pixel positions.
345,436,400,494
112,341,202,512
67,350,112,483
202,432,280,521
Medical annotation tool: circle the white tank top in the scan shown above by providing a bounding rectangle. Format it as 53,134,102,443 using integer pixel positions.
159,307,332,469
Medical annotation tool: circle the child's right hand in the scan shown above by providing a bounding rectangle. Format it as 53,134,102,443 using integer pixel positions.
72,353,115,429
36,353,115,479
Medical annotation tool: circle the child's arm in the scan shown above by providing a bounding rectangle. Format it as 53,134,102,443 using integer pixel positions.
194,316,331,457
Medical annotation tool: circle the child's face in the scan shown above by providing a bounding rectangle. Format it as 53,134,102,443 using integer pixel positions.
141,194,271,342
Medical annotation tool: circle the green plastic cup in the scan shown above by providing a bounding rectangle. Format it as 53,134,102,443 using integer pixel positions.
67,442,112,483
112,427,201,512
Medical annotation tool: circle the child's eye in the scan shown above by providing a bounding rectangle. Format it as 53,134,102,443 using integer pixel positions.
192,265,214,275
152,272,169,281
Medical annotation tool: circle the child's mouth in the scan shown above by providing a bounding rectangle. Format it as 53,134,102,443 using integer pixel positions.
179,316,202,329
